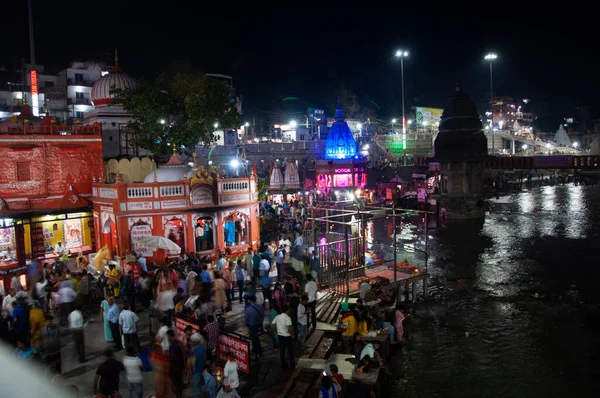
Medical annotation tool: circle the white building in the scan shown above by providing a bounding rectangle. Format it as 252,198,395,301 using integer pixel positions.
0,62,106,122
84,64,138,158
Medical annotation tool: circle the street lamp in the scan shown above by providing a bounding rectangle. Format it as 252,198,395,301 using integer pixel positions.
231,159,239,168
289,120,297,128
484,52,498,153
395,49,409,162
357,122,362,137
391,118,397,134
244,122,249,127
159,119,165,125
213,122,219,129
573,142,579,148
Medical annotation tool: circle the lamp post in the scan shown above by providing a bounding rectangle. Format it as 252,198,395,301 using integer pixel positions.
395,49,409,164
357,122,362,137
391,118,397,134
484,52,497,154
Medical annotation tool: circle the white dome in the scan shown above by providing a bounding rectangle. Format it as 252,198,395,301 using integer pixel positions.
143,166,194,183
91,70,135,107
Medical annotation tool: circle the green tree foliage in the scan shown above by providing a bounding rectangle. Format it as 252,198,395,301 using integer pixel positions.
257,177,268,202
111,74,240,156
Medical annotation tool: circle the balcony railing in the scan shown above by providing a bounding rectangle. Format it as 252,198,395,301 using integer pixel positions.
160,185,184,197
222,181,249,192
68,98,92,106
67,79,94,87
0,124,102,136
127,187,153,198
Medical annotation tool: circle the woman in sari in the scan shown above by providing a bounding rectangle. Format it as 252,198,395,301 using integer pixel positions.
213,274,227,312
395,304,407,343
29,302,45,347
100,295,113,343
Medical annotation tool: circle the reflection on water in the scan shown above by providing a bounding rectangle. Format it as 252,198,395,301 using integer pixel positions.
381,185,600,398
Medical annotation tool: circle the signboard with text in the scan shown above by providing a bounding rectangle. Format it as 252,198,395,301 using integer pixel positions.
130,224,152,256
415,107,443,126
216,333,250,374
174,316,200,343
308,108,327,125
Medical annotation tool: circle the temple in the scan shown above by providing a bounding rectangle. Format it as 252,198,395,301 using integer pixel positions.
0,105,103,287
433,85,487,218
91,152,260,260
316,102,366,193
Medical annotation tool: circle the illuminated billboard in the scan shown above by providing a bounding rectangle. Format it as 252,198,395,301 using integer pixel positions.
415,107,443,126
30,70,39,116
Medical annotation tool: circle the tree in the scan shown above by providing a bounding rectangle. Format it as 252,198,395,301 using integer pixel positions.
257,177,268,202
111,73,240,156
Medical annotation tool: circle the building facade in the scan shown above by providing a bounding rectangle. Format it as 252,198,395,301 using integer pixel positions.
91,154,260,261
0,109,103,288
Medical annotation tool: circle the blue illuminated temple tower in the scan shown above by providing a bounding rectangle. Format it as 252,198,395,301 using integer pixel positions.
324,101,357,159
316,100,366,193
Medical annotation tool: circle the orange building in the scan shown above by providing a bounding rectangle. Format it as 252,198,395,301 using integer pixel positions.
91,153,260,262
0,107,103,288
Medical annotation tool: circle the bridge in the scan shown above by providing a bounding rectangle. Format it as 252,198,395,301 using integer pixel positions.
414,155,600,170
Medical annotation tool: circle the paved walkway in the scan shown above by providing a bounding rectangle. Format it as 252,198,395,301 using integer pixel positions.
60,297,286,397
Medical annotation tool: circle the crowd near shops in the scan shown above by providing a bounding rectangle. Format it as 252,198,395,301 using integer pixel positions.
0,195,409,398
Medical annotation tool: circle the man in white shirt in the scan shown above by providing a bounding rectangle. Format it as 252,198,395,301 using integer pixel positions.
68,304,85,363
54,241,68,256
223,352,240,389
271,306,295,369
58,277,78,325
293,233,303,248
304,274,318,329
119,303,140,352
2,289,16,317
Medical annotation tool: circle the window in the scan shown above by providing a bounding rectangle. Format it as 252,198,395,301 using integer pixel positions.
74,73,83,82
75,111,83,119
75,92,84,100
16,162,31,181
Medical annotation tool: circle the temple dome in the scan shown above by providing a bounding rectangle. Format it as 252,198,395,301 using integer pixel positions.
143,153,193,183
434,85,487,160
269,166,284,189
324,102,357,159
91,69,135,107
284,159,300,188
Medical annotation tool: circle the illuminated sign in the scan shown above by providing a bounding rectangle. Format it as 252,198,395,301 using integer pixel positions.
30,70,39,116
415,107,443,126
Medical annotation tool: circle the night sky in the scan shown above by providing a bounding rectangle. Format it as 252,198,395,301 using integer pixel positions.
3,4,599,130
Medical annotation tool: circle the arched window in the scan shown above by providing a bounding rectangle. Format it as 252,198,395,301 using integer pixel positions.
223,211,248,247
194,217,214,251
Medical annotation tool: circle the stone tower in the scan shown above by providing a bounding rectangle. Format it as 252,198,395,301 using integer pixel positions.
433,85,487,218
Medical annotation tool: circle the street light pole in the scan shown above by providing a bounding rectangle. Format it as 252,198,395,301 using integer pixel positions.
395,50,409,164
391,118,396,134
485,52,497,154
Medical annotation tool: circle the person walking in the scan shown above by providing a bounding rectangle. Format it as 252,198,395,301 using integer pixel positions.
93,348,125,398
297,295,308,351
245,295,264,359
190,332,207,398
39,315,61,375
234,260,245,304
214,274,227,312
123,345,144,398
223,264,233,310
119,303,140,352
106,297,122,351
203,361,222,398
271,305,295,369
167,329,186,398
304,274,318,329
122,270,135,310
69,304,86,363
223,352,240,390
79,270,90,308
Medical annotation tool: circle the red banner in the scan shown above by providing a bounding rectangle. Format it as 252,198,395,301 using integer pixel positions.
173,316,200,343
216,333,250,374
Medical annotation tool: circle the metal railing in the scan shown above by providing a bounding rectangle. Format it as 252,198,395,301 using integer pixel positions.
160,185,184,197
127,187,153,198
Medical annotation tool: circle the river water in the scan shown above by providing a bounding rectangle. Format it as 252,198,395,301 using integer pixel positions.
381,184,600,398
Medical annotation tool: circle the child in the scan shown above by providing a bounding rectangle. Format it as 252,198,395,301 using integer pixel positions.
223,352,240,389
123,346,144,398
298,295,309,350
329,364,344,397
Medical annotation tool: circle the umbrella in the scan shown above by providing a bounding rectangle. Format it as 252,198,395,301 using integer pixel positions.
136,236,182,254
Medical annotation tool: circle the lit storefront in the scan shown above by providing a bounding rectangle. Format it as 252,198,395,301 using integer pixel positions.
0,111,103,286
